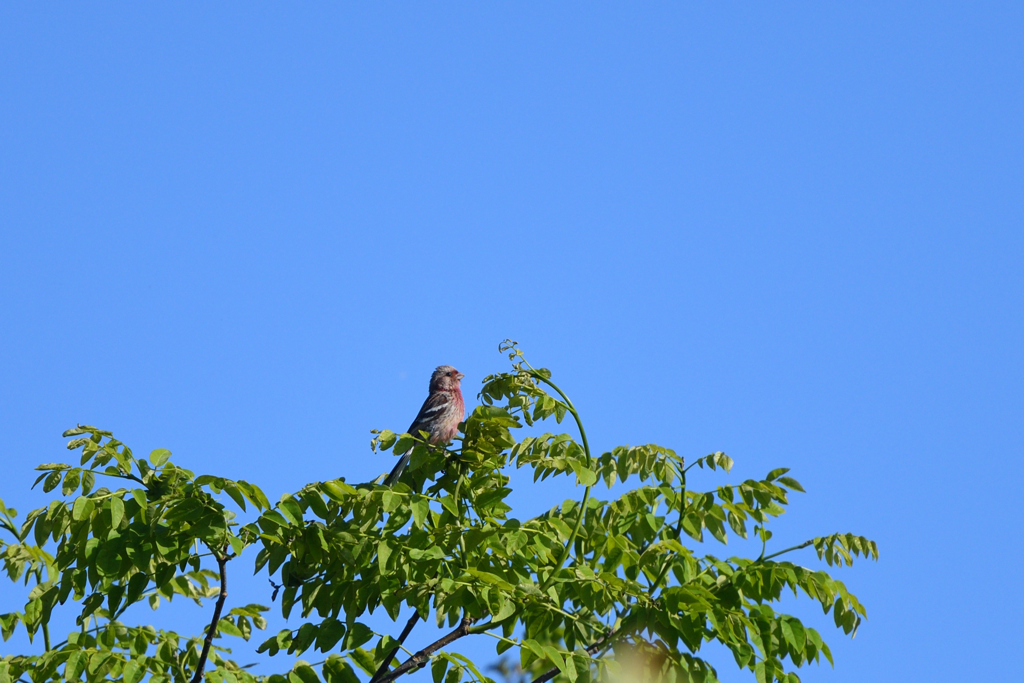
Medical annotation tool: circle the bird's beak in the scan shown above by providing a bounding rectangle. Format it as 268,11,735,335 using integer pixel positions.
457,372,465,380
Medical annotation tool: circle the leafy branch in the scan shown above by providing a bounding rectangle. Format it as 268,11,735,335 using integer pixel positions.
0,345,876,683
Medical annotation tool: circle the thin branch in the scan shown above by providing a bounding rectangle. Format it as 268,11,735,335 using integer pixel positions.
190,551,229,683
376,616,474,683
530,628,620,683
370,613,421,683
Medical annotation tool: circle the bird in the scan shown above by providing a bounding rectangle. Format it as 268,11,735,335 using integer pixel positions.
383,365,465,486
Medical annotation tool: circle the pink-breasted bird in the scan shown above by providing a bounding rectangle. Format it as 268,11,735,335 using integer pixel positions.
383,365,465,486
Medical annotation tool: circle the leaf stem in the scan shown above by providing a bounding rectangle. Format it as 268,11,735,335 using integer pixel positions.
77,468,147,487
758,539,813,563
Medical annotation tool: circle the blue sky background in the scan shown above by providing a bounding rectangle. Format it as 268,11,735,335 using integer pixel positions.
1,3,1022,682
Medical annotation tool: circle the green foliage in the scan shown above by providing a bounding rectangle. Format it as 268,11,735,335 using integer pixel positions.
0,342,877,683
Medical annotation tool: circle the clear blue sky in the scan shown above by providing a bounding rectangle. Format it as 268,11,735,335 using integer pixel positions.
1,4,1021,682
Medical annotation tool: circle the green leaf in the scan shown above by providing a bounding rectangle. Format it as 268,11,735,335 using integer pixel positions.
227,533,245,556
290,663,321,683
432,657,449,683
782,618,806,653
43,471,61,493
72,496,95,521
0,613,20,641
492,598,516,622
345,622,373,650
378,541,394,571
444,653,490,683
224,484,248,511
316,618,346,652
279,497,304,526
81,470,95,495
382,491,400,513
377,430,398,451
122,660,142,683
322,480,354,502
821,640,834,666
542,645,567,675
564,654,579,683
778,476,805,492
260,510,290,529
440,495,460,518
350,648,378,676
466,568,515,590
323,656,359,683
569,459,598,486
109,496,124,528
166,498,205,523
62,469,81,495
394,436,416,455
219,618,243,638
64,651,82,681
523,639,546,664
149,449,172,467
125,571,148,606
411,496,429,529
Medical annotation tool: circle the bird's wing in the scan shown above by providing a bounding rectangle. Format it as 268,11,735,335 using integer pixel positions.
385,392,452,487
407,391,452,437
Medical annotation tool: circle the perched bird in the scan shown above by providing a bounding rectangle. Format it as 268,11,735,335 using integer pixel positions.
383,365,465,486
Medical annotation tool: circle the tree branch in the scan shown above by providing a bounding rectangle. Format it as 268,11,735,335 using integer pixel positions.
376,616,474,683
370,613,421,683
190,551,229,683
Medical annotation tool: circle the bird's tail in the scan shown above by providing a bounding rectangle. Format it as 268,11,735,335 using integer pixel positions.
383,453,410,487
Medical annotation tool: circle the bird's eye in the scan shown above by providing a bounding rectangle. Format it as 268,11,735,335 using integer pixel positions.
447,371,453,376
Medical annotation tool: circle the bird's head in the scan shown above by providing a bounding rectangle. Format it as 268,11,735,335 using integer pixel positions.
430,365,464,392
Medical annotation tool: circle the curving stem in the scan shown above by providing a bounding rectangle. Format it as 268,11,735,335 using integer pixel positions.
526,369,594,592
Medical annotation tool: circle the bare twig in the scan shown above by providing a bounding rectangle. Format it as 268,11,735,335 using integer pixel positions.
370,613,421,683
190,551,229,683
377,616,474,683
